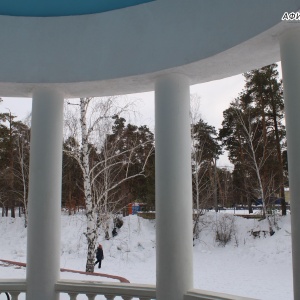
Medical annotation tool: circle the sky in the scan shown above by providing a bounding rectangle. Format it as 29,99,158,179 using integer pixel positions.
0,73,246,130
0,63,282,167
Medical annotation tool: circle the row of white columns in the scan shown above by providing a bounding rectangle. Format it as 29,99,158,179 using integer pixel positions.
26,28,300,300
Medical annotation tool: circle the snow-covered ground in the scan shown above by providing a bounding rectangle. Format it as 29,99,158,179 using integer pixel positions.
0,211,293,300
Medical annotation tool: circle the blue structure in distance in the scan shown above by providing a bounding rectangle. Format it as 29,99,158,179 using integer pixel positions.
0,0,154,17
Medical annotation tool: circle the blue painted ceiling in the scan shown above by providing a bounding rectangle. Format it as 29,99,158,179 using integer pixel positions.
0,0,154,17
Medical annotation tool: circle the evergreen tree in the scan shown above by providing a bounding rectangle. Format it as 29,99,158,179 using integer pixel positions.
244,64,286,214
219,63,286,224
191,118,222,212
99,116,155,211
219,101,255,213
62,137,84,214
0,110,30,219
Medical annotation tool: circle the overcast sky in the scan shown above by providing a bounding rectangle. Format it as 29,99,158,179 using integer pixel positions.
1,73,246,126
0,63,282,167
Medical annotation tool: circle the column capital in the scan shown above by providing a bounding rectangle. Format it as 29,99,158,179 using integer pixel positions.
155,72,190,87
32,86,65,99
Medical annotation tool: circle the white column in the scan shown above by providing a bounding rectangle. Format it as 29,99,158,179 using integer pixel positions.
280,28,300,300
155,73,193,300
26,87,64,300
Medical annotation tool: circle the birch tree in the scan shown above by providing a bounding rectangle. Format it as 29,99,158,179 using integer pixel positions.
221,98,275,235
64,97,154,272
13,121,30,226
244,64,286,215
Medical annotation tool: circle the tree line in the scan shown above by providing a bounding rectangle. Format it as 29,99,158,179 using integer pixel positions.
0,97,156,221
219,64,287,217
0,107,30,224
0,64,288,218
193,63,287,235
190,64,287,220
0,63,287,269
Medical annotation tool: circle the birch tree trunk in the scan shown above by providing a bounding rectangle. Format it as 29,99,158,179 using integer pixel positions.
80,98,98,273
64,97,154,272
17,136,29,227
236,109,274,235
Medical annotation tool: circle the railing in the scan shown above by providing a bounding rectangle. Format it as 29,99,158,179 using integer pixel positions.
184,289,258,300
0,279,26,300
0,279,258,300
56,280,156,299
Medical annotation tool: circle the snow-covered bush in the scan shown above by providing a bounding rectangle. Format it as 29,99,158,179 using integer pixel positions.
193,212,212,242
214,214,236,247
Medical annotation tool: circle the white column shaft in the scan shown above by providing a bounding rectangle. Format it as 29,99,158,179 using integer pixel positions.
280,29,300,300
26,87,64,300
155,73,193,300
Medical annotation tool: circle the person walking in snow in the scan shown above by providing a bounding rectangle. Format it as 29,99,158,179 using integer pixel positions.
112,227,118,237
94,244,104,269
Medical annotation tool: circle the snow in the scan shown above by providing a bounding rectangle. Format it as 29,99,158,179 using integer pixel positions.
0,212,293,300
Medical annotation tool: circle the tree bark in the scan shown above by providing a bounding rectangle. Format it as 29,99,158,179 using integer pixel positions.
80,98,98,273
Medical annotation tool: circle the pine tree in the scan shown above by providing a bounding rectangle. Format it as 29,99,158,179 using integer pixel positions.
0,110,30,219
62,137,84,214
191,118,221,237
219,64,286,233
243,64,286,215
